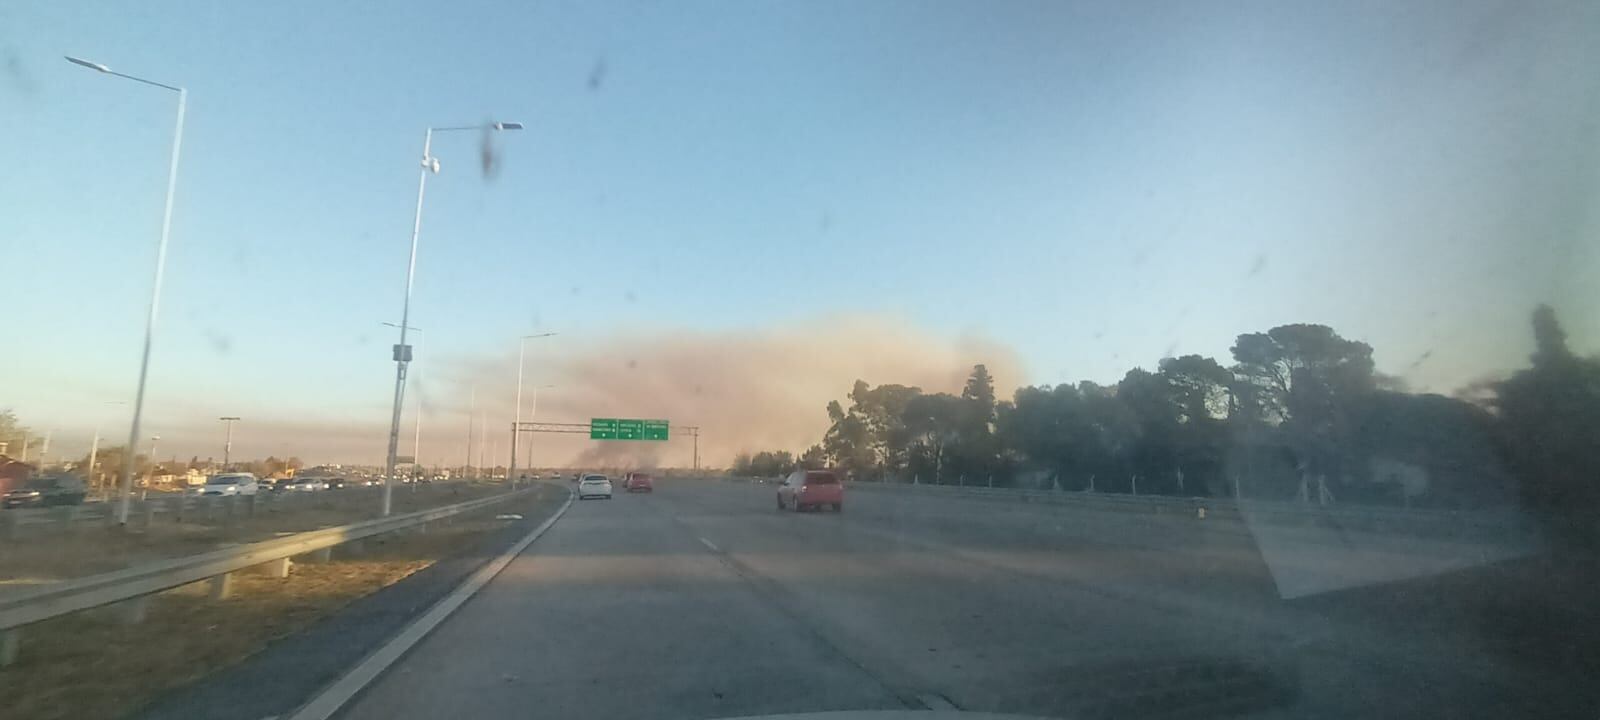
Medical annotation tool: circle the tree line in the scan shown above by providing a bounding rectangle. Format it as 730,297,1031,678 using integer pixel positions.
733,307,1599,531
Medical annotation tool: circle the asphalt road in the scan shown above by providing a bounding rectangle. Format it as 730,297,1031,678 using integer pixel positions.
333,480,1560,720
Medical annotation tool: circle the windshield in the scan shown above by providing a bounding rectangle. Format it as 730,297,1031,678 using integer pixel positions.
21,478,58,490
6,3,1598,720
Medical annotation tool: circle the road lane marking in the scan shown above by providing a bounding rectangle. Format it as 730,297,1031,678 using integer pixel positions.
285,487,576,720
916,693,959,710
698,536,720,552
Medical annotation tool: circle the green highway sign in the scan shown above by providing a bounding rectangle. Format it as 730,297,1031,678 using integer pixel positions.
590,418,619,440
590,417,669,441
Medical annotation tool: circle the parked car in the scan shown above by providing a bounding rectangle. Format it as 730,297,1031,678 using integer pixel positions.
285,477,328,492
577,474,613,500
777,470,843,512
202,473,260,496
2,474,88,508
624,472,654,493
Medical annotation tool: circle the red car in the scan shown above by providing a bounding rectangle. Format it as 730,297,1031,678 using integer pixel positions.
777,470,843,512
624,472,654,493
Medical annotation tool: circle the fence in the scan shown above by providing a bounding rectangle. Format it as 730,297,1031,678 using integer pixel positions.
842,480,1529,538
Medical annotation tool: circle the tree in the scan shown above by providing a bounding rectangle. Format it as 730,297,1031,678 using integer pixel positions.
745,450,797,478
74,445,149,489
1231,324,1377,496
731,452,754,476
901,393,965,483
953,365,1001,481
1493,305,1600,541
0,410,37,459
798,444,827,470
1230,324,1375,425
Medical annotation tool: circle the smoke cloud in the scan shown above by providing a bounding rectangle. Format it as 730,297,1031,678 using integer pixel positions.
425,314,1026,470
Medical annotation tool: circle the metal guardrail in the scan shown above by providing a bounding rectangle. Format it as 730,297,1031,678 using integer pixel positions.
0,486,537,665
0,486,456,538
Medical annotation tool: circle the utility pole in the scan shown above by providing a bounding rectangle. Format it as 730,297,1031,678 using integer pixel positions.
465,385,475,479
219,416,240,468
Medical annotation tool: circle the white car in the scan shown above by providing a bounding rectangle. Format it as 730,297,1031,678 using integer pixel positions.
577,474,613,500
201,473,259,496
284,477,328,492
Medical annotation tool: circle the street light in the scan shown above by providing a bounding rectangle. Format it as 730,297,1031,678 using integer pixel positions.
219,417,241,468
510,332,557,485
383,322,424,482
67,55,187,526
85,401,127,497
383,121,522,516
523,383,556,471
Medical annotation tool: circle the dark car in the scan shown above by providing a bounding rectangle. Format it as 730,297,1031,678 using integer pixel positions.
325,477,347,490
3,474,89,509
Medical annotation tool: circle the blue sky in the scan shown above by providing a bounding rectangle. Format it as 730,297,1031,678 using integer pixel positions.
2,0,1597,464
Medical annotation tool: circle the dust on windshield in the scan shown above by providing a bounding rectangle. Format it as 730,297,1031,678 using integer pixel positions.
2,2,1597,720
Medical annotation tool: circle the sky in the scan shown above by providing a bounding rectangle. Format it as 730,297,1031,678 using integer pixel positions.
2,0,1597,468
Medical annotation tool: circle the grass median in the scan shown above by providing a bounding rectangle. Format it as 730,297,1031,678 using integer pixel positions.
0,483,568,720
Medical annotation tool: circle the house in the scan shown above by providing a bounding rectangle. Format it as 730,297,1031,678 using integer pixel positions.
0,454,35,495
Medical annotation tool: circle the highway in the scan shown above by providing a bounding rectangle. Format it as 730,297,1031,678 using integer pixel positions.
333,480,1551,720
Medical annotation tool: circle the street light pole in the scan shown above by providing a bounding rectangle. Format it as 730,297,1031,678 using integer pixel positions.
219,416,240,468
522,384,556,471
510,333,557,485
383,322,423,483
66,56,186,526
382,121,521,516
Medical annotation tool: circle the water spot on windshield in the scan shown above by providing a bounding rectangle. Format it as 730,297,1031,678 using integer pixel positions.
204,329,233,355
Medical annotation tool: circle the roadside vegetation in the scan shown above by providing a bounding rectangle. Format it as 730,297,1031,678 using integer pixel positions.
738,306,1600,538
0,484,567,720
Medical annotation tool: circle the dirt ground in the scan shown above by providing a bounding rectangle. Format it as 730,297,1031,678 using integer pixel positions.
0,486,568,720
0,482,507,584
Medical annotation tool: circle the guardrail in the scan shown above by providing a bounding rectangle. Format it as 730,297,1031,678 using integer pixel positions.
2,489,337,538
0,486,538,666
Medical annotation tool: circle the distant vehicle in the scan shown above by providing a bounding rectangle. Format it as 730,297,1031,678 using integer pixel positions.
202,473,260,497
285,477,327,492
324,478,347,490
624,472,654,493
577,474,613,500
2,474,88,508
777,470,843,512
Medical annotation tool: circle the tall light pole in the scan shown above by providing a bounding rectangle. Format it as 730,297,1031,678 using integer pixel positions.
383,322,423,481
67,55,187,525
219,416,241,468
523,384,556,471
383,121,522,516
86,401,127,496
510,333,557,485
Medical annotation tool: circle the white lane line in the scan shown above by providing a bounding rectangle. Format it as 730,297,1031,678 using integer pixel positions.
285,488,576,720
698,536,720,553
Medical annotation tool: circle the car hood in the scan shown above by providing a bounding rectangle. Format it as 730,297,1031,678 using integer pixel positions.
716,713,1057,720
